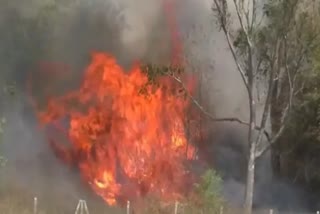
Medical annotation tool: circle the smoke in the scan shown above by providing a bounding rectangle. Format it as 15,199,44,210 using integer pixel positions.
0,0,173,210
175,0,310,211
0,0,311,211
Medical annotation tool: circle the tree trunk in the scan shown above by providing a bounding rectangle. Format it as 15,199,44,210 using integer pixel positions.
244,138,256,214
270,76,288,177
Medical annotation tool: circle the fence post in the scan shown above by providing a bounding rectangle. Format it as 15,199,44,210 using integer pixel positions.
75,199,89,214
174,201,179,214
219,206,223,214
83,200,89,214
269,209,273,214
33,197,38,214
126,201,130,214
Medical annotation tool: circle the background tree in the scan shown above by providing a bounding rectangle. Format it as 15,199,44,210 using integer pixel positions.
269,3,320,205
211,0,320,213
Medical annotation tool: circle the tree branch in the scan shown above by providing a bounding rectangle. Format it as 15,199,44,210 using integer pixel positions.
232,0,252,48
212,0,250,94
250,0,257,30
170,73,271,140
254,39,282,157
255,104,289,158
255,33,301,158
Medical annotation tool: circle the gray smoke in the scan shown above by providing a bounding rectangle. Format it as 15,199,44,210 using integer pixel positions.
176,0,310,211
0,0,310,212
0,0,173,210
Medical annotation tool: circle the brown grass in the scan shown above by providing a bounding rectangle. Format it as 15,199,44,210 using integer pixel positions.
0,171,124,214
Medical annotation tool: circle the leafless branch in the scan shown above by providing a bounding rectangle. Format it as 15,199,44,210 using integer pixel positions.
170,73,271,140
255,104,289,158
253,38,282,157
255,34,299,158
232,0,253,48
250,0,257,30
244,0,251,29
212,0,250,94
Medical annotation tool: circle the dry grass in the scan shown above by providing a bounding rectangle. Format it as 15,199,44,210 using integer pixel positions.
0,169,124,214
0,189,124,214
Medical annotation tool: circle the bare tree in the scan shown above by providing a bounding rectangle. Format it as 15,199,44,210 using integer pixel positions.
144,1,319,213
207,0,320,213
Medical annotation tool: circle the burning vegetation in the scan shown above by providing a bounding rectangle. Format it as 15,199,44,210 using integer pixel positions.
23,0,224,212
29,52,203,207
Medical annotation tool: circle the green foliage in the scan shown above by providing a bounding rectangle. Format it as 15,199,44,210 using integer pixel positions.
279,76,320,185
234,0,320,78
273,1,320,186
141,64,184,84
184,169,224,214
131,169,224,214
139,64,185,96
289,46,320,140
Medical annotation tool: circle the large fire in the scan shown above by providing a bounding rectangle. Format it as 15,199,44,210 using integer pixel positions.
30,52,198,205
27,0,201,206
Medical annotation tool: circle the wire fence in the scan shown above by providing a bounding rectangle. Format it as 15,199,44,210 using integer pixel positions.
25,197,320,214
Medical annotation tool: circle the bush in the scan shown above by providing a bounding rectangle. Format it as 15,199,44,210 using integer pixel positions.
133,169,224,214
184,169,224,214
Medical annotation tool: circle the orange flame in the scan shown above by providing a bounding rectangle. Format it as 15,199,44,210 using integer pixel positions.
32,52,196,205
